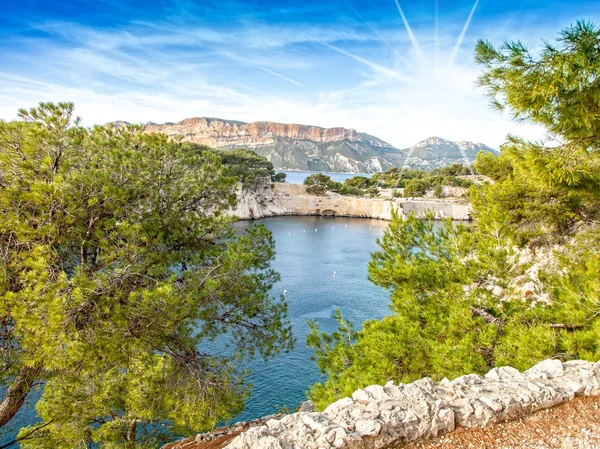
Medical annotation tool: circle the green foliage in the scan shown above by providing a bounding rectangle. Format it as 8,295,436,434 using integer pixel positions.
272,172,287,183
335,183,364,196
473,150,513,181
365,186,380,197
307,213,500,409
183,144,275,189
474,20,600,240
368,164,474,197
344,176,372,189
403,179,429,197
216,148,275,188
300,165,475,198
308,21,600,410
303,173,332,195
0,103,293,447
371,164,473,190
476,20,600,141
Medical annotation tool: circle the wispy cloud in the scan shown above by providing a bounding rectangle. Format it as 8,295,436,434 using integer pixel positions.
260,68,304,87
3,0,594,149
320,42,410,82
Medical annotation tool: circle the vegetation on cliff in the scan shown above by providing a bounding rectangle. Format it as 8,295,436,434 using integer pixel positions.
303,164,475,198
182,144,279,188
371,164,475,197
0,104,293,447
307,21,600,409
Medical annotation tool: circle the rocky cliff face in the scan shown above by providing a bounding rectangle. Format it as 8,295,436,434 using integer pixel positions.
230,183,471,221
115,117,498,173
144,118,402,174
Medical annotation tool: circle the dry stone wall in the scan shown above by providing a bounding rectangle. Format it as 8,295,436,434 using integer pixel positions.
224,359,600,449
231,183,471,221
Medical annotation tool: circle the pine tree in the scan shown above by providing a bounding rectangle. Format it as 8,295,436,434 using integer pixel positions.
0,103,293,447
307,21,600,410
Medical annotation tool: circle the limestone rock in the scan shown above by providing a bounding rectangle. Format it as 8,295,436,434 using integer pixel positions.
299,400,317,413
217,359,600,449
231,183,471,221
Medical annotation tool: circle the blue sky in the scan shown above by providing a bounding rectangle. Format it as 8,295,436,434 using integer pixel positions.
1,0,599,148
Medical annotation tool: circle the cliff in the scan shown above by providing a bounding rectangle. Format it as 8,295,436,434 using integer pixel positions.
137,118,496,173
230,183,471,221
144,118,402,174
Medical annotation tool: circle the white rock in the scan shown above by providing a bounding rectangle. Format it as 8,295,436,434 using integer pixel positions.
431,408,455,436
302,414,328,433
266,419,285,433
479,396,503,413
324,397,353,415
525,359,564,379
221,359,600,449
355,419,382,437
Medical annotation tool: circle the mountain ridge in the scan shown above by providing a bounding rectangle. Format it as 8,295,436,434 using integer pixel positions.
109,117,497,173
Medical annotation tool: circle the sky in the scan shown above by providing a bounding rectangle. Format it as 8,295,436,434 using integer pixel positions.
1,0,599,149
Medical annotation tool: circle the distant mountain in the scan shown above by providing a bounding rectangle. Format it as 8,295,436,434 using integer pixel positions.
399,137,498,169
111,117,497,173
141,118,402,173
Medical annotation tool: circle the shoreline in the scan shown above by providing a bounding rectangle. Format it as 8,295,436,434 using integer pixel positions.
232,183,472,222
235,210,472,222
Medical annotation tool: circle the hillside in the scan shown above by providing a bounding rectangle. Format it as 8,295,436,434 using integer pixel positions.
131,118,496,173
399,136,498,169
143,118,401,173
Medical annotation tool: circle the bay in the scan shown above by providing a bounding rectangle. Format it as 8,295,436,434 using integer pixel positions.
0,215,400,444
279,171,371,185
232,215,391,421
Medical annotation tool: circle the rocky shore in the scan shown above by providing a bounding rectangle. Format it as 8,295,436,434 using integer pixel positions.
231,183,471,221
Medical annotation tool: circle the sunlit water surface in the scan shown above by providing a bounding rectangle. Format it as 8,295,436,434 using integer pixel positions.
232,216,391,422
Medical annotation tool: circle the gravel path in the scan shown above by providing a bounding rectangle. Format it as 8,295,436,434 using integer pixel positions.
404,395,600,449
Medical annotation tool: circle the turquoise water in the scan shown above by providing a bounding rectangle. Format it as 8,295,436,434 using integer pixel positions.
280,171,371,185
0,215,394,443
232,216,391,421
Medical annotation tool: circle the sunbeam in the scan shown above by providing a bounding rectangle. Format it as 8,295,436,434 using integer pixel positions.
434,0,440,66
393,0,424,60
321,42,410,82
456,143,470,164
449,0,480,67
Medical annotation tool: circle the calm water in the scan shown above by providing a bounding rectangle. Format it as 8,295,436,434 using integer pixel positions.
280,171,371,185
232,216,390,421
1,216,394,443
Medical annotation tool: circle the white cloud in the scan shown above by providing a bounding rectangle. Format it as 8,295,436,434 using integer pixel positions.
1,9,554,150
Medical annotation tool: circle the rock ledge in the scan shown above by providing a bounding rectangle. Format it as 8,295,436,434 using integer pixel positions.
222,359,600,449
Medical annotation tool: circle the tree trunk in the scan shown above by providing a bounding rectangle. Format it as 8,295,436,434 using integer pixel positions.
0,365,41,428
124,419,137,449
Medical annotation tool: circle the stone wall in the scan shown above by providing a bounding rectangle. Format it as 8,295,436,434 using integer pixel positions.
223,359,600,449
231,183,471,221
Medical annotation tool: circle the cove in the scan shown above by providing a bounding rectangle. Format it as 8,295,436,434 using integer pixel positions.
232,216,392,422
0,216,437,444
280,171,371,185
